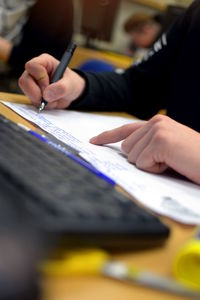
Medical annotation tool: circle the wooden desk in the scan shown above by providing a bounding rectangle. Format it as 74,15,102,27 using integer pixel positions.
0,93,196,300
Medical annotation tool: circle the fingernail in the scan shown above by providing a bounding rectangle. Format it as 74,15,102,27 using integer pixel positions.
90,137,97,143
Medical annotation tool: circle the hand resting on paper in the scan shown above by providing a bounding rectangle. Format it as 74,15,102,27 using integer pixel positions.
18,54,86,110
90,115,200,185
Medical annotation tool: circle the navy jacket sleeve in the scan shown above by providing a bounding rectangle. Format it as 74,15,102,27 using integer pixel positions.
70,2,193,120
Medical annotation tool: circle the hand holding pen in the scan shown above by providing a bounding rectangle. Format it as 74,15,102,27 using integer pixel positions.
39,43,76,112
19,43,86,110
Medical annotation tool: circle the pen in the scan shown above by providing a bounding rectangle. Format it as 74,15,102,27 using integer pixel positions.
18,124,116,186
41,248,200,299
39,42,77,112
104,262,200,299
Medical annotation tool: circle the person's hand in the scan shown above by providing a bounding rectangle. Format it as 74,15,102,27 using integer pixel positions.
19,54,86,109
90,115,200,184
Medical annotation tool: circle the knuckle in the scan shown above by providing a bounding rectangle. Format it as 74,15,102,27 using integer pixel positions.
18,74,26,87
135,159,142,169
150,114,168,124
154,129,165,141
121,140,128,153
40,53,51,60
151,117,170,136
152,131,170,162
152,122,164,133
50,82,67,99
116,124,131,141
127,154,135,164
56,83,67,96
119,125,128,138
25,60,31,71
25,53,49,70
25,59,36,72
153,130,168,146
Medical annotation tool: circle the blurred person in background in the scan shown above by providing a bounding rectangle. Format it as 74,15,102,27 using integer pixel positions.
123,6,185,57
0,0,36,63
123,13,163,55
0,0,74,91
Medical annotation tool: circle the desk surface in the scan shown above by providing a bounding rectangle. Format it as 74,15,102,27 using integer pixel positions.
0,92,196,300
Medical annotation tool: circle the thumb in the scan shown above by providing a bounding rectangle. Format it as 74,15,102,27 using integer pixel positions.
43,78,68,102
43,85,57,102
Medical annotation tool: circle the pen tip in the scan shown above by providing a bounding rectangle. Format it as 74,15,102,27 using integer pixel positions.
38,102,45,113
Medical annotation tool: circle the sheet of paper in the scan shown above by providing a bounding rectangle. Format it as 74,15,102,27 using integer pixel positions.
3,101,200,224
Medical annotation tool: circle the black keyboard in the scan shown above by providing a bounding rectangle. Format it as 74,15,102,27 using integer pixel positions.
0,114,170,249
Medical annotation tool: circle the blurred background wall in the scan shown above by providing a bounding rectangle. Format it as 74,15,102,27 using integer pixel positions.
73,0,193,53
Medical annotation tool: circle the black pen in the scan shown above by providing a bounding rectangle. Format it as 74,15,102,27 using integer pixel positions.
39,42,77,112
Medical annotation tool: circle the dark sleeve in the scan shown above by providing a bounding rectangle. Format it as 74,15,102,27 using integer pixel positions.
70,3,192,120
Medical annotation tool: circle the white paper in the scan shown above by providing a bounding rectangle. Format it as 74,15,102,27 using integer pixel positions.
3,101,200,224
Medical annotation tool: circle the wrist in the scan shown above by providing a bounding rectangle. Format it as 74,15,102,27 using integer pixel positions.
69,69,88,104
73,73,86,100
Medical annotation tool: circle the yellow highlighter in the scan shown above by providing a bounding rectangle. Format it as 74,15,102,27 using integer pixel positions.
41,248,200,299
41,249,109,276
174,228,200,291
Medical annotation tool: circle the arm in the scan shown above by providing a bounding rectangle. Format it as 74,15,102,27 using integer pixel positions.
19,1,193,117
69,6,190,119
19,54,86,110
90,114,200,185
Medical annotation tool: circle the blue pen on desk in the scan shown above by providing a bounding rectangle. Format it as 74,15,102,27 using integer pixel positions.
39,42,77,112
18,124,115,186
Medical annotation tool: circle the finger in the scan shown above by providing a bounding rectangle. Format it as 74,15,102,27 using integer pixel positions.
136,144,168,173
43,72,71,103
127,128,154,164
122,121,150,154
25,63,49,92
25,54,59,91
18,71,42,107
90,122,144,145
